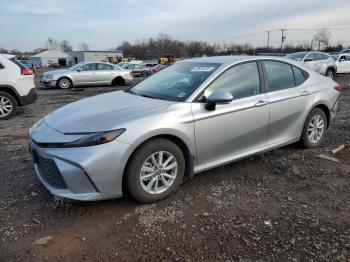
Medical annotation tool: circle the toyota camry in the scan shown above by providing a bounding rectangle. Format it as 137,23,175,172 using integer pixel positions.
29,56,341,203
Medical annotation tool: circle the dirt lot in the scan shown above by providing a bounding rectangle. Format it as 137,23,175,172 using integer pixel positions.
0,71,349,262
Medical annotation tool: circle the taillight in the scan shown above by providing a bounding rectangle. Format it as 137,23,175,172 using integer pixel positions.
21,69,33,75
334,84,341,92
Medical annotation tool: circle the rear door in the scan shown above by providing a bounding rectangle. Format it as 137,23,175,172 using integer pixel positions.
262,60,315,144
96,63,116,84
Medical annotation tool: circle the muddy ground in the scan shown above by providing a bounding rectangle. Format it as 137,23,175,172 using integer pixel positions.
0,71,349,262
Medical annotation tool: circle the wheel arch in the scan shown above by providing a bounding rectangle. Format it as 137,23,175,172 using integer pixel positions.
112,76,125,86
122,133,195,195
0,85,21,106
310,103,331,128
56,76,73,88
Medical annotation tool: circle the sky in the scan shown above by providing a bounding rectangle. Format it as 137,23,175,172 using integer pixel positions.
0,0,350,51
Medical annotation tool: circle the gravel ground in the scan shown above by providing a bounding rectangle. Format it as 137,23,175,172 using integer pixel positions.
0,71,349,262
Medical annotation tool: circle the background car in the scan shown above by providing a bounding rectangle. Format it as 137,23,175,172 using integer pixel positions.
0,54,37,120
40,62,133,89
29,56,340,203
286,51,337,78
332,54,350,73
121,63,149,77
340,49,350,54
149,64,168,74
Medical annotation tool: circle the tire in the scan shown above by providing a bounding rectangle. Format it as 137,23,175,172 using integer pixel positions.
126,138,185,203
326,68,335,79
0,92,18,120
300,108,327,148
57,77,72,89
112,77,125,86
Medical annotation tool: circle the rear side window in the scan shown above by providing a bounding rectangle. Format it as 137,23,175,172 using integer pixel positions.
264,61,295,92
97,63,114,70
305,53,315,61
315,53,326,60
293,66,308,86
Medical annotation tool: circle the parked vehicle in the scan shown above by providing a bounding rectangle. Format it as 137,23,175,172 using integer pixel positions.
121,63,149,77
40,62,133,89
149,64,167,74
286,51,336,78
331,54,350,73
18,60,34,70
340,49,350,54
0,54,37,120
29,56,340,203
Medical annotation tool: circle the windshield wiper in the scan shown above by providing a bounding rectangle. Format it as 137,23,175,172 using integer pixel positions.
137,93,162,100
125,89,138,95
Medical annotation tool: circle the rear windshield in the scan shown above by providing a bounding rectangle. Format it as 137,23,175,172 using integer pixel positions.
10,58,29,70
285,52,307,61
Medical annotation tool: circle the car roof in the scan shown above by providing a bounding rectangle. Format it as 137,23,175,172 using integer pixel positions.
0,53,15,59
179,55,297,66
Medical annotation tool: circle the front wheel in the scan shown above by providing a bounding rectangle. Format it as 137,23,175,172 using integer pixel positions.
0,92,18,120
300,108,327,148
57,77,72,89
126,139,185,203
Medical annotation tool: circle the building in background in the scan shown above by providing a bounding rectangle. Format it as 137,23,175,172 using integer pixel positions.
72,50,123,64
31,50,72,67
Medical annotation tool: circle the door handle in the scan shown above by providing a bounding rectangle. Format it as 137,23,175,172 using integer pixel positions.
255,100,268,107
301,90,311,96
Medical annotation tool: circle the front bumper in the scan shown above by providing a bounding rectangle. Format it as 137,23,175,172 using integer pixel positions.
19,88,37,106
28,136,131,201
40,74,57,87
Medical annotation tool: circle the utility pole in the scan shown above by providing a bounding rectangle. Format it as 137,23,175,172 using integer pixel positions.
267,30,270,50
280,29,287,54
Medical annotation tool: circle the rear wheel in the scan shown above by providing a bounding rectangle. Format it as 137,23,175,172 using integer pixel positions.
57,77,72,89
300,108,327,148
126,139,185,203
112,77,125,86
326,68,335,79
0,92,18,120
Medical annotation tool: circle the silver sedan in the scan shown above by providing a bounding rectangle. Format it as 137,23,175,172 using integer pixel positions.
29,56,341,203
40,62,133,89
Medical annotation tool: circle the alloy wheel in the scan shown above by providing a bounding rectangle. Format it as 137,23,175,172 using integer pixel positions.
307,114,325,143
140,151,178,194
0,96,13,118
59,78,71,88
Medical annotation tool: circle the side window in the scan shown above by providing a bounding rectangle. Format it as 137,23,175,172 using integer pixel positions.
204,62,260,100
322,53,330,60
0,63,4,69
264,61,295,92
80,63,97,71
98,64,113,70
292,66,308,86
314,53,323,60
305,53,315,61
346,56,350,61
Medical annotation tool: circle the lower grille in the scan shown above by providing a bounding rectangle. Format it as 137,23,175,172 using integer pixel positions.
33,151,67,189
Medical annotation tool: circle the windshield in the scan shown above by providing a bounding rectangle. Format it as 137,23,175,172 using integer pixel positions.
286,52,307,61
127,62,221,102
331,54,340,60
69,64,83,71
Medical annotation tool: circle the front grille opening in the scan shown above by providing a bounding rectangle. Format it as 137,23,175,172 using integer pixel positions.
33,151,67,189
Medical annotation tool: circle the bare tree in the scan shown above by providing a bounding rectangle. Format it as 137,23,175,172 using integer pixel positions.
313,29,332,50
59,40,73,53
46,38,58,50
78,43,90,51
0,47,8,53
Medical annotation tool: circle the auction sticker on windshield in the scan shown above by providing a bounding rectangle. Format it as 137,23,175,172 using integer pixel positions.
191,67,215,72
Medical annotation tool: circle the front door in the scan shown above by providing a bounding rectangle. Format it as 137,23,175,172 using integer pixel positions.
73,63,98,85
192,61,269,166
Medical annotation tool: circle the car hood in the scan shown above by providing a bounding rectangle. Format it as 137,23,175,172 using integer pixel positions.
44,91,172,133
44,69,70,75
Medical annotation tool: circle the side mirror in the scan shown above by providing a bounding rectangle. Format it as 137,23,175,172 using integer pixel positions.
205,91,233,111
76,68,82,72
339,58,345,62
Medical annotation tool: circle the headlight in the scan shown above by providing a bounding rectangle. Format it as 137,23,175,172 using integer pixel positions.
61,129,125,148
46,75,53,79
